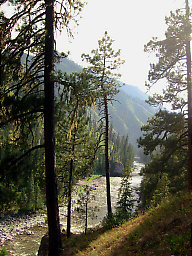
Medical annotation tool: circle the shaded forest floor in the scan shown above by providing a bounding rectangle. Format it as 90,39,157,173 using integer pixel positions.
39,192,192,256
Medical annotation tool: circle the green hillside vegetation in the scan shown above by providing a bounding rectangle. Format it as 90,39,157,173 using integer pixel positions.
0,50,135,216
120,82,148,101
109,91,154,151
56,57,155,151
57,58,82,74
37,192,191,256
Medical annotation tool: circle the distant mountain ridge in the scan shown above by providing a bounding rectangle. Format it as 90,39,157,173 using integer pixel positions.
120,82,148,101
57,58,149,101
57,57,82,74
56,57,155,151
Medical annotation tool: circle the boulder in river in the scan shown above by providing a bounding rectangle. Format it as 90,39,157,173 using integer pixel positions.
110,162,124,177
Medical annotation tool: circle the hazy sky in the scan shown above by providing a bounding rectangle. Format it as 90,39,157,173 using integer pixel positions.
56,0,186,93
1,0,187,93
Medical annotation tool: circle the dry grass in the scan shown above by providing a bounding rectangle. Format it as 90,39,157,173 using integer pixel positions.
39,192,192,256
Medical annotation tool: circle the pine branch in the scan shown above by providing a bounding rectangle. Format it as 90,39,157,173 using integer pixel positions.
1,144,45,175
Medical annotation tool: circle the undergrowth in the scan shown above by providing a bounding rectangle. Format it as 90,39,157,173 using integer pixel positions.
57,192,192,256
0,248,9,256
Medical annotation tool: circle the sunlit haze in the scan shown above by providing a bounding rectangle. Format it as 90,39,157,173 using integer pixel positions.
56,0,186,94
1,0,187,94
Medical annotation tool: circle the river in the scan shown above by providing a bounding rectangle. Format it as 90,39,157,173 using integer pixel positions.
1,159,145,256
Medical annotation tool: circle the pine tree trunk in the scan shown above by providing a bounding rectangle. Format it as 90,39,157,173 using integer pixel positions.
44,0,61,254
67,158,73,238
104,95,112,215
85,199,88,235
67,132,75,238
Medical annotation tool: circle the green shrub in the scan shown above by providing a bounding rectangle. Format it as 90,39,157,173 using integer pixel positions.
0,247,9,256
102,212,130,230
102,214,120,229
166,230,190,255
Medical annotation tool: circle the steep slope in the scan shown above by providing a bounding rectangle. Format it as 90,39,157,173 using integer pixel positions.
38,192,191,256
120,82,148,101
57,58,155,150
109,90,154,151
57,57,82,74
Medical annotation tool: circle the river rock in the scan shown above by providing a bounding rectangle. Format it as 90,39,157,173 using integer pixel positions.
25,230,34,235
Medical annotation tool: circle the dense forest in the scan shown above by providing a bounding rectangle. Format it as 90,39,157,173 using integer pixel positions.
0,0,135,254
0,0,191,255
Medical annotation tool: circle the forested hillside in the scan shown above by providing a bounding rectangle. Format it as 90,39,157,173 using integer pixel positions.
109,90,154,151
57,57,155,151
1,19,138,253
0,28,136,219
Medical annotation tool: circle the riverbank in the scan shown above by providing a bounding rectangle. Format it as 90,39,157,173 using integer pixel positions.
0,212,47,246
1,160,145,255
39,192,192,256
0,176,122,255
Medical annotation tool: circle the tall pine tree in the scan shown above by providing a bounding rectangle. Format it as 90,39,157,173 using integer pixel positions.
82,31,124,215
144,3,192,191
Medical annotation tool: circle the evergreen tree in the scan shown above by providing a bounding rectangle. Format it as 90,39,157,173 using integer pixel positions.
1,0,85,254
55,71,100,237
44,0,62,253
144,8,190,111
116,160,135,219
141,4,192,204
82,31,124,215
138,110,187,207
151,173,170,207
56,114,100,238
75,184,97,235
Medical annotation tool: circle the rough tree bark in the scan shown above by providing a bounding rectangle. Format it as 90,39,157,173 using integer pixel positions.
67,133,75,238
44,0,62,254
104,94,112,215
